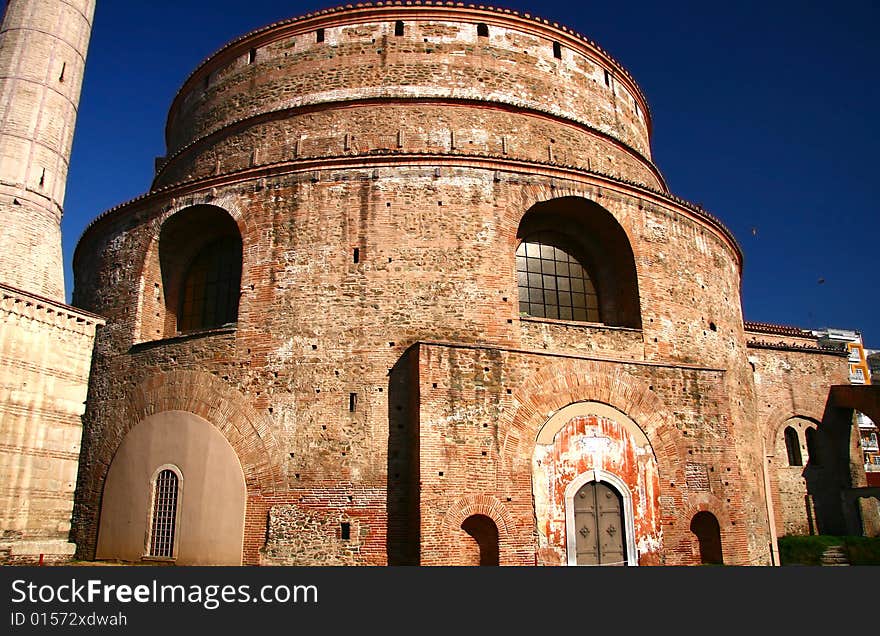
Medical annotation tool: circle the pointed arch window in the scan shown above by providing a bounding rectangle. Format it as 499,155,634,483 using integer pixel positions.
516,232,599,322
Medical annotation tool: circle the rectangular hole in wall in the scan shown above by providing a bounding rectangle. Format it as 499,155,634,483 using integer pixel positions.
477,23,488,37
316,28,325,43
353,247,360,263
395,20,404,36
341,522,351,541
349,393,357,412
553,42,562,59
604,69,611,86
248,48,256,64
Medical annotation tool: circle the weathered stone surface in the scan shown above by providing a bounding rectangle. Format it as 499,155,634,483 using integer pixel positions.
69,4,855,566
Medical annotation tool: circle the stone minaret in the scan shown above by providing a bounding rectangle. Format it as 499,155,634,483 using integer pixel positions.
0,0,102,564
0,0,96,300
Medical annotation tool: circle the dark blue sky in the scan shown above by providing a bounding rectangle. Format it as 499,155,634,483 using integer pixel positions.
64,1,880,346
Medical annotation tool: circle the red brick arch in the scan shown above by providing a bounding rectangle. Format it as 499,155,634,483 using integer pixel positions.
440,494,516,566
499,358,685,483
677,497,741,566
102,369,285,493
763,405,825,457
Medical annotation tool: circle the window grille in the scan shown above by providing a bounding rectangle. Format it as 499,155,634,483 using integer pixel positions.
149,469,179,558
178,237,241,332
516,233,599,322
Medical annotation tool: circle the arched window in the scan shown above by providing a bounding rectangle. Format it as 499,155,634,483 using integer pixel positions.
178,236,242,332
515,197,641,328
690,511,723,565
461,514,499,566
148,468,180,559
784,426,802,466
516,232,599,322
805,427,820,466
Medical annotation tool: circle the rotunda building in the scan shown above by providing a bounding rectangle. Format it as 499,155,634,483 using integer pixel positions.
72,3,811,566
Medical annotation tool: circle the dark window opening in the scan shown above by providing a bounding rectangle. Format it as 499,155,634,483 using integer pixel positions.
604,69,611,86
552,41,562,59
784,426,803,466
178,236,242,333
516,197,642,329
353,247,360,263
394,20,404,36
248,48,256,63
516,232,599,322
806,427,820,466
477,23,489,37
59,62,66,82
461,514,499,566
316,28,325,43
341,522,351,541
690,511,723,565
349,393,357,412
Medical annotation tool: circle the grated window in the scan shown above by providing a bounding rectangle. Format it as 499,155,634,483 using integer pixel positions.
178,236,241,332
516,232,599,322
149,469,179,558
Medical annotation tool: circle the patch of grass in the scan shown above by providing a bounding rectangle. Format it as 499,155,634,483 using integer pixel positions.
778,535,880,565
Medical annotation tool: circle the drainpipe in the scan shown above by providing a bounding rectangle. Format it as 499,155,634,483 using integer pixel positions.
762,438,781,566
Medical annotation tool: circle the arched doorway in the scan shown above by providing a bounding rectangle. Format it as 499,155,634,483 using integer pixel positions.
690,511,723,565
570,480,626,566
460,514,499,566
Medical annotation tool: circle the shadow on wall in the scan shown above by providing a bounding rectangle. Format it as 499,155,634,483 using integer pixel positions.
806,398,879,536
386,348,420,565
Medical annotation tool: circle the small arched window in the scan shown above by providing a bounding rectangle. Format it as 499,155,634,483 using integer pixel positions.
178,236,242,332
690,511,723,565
784,426,802,467
461,514,499,566
805,427,820,466
477,23,489,37
148,468,180,559
516,232,599,322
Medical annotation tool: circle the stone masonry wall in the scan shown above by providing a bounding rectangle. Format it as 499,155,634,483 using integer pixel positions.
0,284,102,563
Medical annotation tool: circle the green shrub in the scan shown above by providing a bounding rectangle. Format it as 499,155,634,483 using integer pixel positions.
777,535,880,565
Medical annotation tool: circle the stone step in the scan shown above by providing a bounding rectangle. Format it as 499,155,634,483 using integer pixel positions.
820,545,850,566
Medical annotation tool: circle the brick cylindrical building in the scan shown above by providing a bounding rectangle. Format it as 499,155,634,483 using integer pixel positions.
72,3,776,565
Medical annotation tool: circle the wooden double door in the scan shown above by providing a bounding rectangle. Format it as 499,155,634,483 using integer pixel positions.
573,481,627,566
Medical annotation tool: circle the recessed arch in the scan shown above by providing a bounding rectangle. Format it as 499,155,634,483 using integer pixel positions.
159,204,242,335
515,196,641,328
461,514,500,566
97,411,246,565
564,469,637,566
690,511,723,565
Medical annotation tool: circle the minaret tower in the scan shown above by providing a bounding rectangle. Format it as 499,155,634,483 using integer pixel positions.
0,0,96,300
0,0,102,564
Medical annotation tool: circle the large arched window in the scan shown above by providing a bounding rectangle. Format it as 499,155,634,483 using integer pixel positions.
516,232,599,322
147,467,181,559
516,197,641,328
784,426,802,466
157,205,242,337
178,236,242,332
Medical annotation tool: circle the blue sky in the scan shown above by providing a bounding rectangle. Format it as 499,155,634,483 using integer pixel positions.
63,1,879,346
